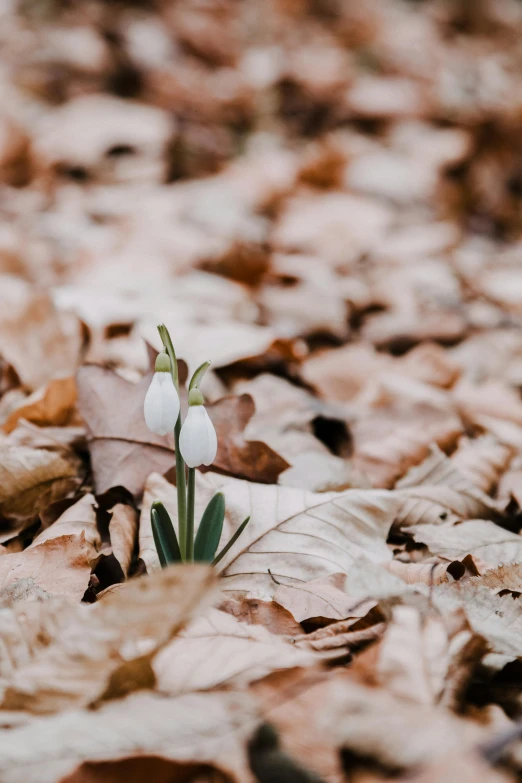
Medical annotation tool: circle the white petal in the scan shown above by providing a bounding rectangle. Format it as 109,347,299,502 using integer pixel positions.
201,408,217,466
159,374,180,433
144,373,164,434
180,406,211,468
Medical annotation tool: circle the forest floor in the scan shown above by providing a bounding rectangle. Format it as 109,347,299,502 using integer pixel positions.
2,1,522,781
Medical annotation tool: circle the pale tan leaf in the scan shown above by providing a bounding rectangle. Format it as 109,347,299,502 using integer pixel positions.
109,504,138,577
0,690,256,783
450,436,513,495
354,605,455,706
411,520,522,568
274,573,377,623
478,563,522,592
0,534,92,603
29,494,100,556
433,580,522,658
395,445,503,528
384,560,452,586
154,608,317,694
0,564,216,713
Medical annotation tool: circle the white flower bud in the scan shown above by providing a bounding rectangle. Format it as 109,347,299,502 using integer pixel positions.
179,404,217,468
144,372,180,435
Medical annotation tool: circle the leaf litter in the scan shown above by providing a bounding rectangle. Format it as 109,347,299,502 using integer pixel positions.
4,0,522,780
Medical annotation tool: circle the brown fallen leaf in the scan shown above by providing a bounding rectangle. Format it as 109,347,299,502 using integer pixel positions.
76,365,174,497
451,436,513,495
0,564,216,714
0,534,92,603
273,573,377,624
0,690,257,783
384,560,452,586
219,597,302,636
29,493,100,555
352,604,481,708
478,563,522,592
109,504,138,577
204,395,289,483
433,580,522,659
351,404,463,488
294,620,386,655
395,446,503,528
411,520,522,569
0,276,83,391
0,442,81,538
2,376,78,434
153,608,317,695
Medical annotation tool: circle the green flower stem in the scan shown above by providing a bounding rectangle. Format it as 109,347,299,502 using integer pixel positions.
158,323,187,560
174,418,187,559
186,468,196,562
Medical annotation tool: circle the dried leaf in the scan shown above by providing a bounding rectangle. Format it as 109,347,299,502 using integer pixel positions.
0,564,216,714
411,520,522,568
0,534,92,603
0,690,256,783
29,493,100,555
0,276,82,391
0,442,80,533
274,573,377,624
205,395,289,483
433,580,522,659
2,376,78,434
109,504,138,577
153,608,317,694
76,366,174,497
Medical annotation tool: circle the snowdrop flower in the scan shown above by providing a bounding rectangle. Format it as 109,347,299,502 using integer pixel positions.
179,388,217,468
144,352,180,435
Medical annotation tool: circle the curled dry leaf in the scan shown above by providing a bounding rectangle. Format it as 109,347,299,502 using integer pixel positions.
29,493,100,556
2,376,78,434
218,597,302,636
76,366,174,497
0,564,216,714
0,534,93,603
353,604,480,708
451,436,513,495
0,690,256,783
153,608,317,695
109,504,138,577
0,442,81,537
204,394,289,483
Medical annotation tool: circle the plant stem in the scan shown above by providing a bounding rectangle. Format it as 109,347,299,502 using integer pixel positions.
174,418,187,559
158,324,187,559
186,468,196,562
